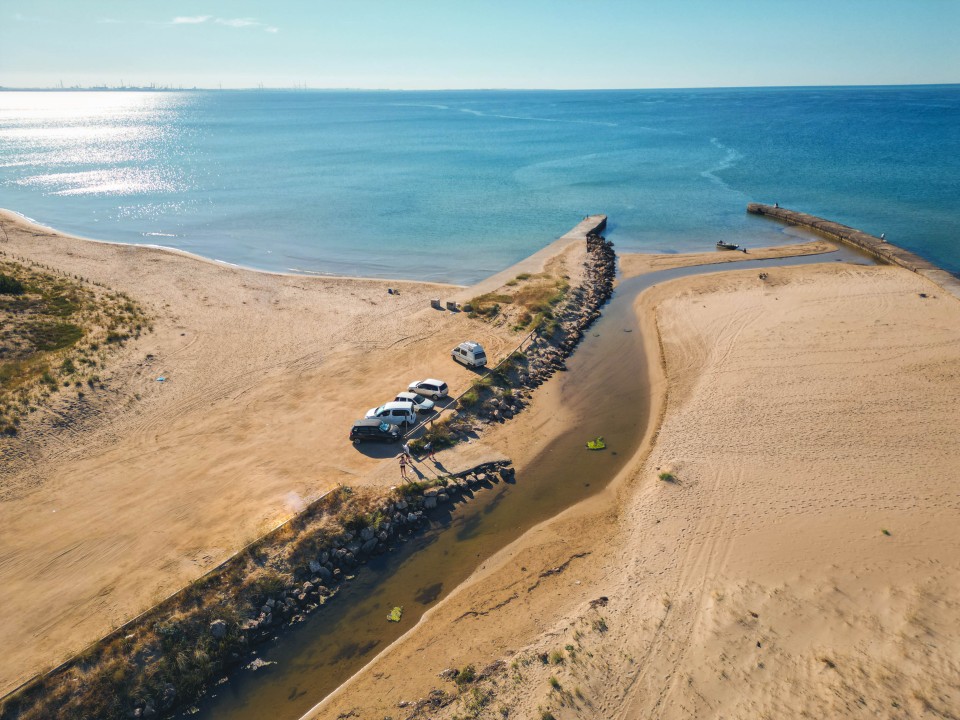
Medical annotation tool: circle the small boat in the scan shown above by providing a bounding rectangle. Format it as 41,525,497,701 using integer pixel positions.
716,241,739,251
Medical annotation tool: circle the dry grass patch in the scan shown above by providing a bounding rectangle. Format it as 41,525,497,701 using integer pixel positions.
0,254,150,436
468,273,570,331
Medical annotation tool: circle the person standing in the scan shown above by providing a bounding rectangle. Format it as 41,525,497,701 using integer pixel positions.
425,441,436,462
402,440,412,460
399,453,408,480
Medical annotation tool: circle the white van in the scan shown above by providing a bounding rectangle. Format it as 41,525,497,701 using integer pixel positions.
365,401,416,426
452,341,487,368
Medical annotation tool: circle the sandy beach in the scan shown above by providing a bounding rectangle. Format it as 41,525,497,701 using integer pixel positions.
3,209,958,719
311,255,960,718
0,209,604,696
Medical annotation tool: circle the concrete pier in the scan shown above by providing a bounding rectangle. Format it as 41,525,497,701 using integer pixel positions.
748,203,960,301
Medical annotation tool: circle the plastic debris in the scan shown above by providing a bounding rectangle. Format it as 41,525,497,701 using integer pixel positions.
156,376,166,382
586,437,606,451
245,657,275,672
387,606,403,623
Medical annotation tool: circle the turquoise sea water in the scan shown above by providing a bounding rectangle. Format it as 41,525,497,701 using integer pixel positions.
1,87,958,283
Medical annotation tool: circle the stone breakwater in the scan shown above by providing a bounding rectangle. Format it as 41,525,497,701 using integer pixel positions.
0,462,514,720
238,463,515,645
523,231,617,381
748,203,960,301
446,231,617,430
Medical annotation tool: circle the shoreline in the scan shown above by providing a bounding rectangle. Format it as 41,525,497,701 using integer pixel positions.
748,203,960,300
0,209,466,289
0,207,607,703
4,204,959,719
0,214,615,720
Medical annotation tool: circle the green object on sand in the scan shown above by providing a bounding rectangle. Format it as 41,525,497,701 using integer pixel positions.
387,606,403,623
586,437,606,451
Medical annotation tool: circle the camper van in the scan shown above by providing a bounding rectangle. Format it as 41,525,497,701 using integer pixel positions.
452,341,487,368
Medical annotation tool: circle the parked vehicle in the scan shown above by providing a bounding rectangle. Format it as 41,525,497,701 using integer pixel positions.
365,400,416,426
452,341,487,368
394,391,435,413
407,378,449,399
349,418,401,443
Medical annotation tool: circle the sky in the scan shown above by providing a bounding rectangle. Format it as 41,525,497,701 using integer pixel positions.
1,0,958,89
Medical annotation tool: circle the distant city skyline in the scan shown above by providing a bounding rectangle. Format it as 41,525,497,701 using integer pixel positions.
2,0,958,90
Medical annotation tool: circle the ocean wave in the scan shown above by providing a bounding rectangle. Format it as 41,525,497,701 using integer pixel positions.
457,107,618,127
388,103,451,111
700,137,743,190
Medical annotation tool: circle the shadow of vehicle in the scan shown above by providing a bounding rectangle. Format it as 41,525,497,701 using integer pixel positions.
351,441,406,459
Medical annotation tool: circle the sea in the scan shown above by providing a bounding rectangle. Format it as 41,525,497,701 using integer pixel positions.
1,86,958,284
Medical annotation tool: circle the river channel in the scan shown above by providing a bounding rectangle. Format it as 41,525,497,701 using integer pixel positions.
189,245,875,720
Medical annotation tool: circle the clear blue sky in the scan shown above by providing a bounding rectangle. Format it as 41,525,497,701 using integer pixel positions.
2,0,958,89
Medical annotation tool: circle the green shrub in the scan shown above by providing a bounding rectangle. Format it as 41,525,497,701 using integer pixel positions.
459,389,480,408
397,480,430,497
409,418,459,453
27,321,84,351
454,664,476,686
468,292,512,318
0,274,25,295
465,687,492,714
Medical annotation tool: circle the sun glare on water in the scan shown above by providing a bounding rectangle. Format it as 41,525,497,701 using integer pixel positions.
0,91,188,195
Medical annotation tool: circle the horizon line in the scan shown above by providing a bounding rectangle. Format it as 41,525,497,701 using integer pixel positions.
1,82,958,93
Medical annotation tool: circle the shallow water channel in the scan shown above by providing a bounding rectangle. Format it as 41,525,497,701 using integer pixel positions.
190,246,875,720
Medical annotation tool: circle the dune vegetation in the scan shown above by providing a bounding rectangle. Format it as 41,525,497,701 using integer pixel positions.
0,253,150,437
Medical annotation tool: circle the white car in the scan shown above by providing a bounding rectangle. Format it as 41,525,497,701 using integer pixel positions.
365,401,416,426
394,391,436,413
407,378,449,399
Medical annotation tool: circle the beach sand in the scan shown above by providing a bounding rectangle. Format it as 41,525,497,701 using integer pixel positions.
312,259,960,719
3,209,958,719
0,210,600,695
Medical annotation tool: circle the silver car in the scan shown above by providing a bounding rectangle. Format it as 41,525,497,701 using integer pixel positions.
407,378,449,399
394,391,436,413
